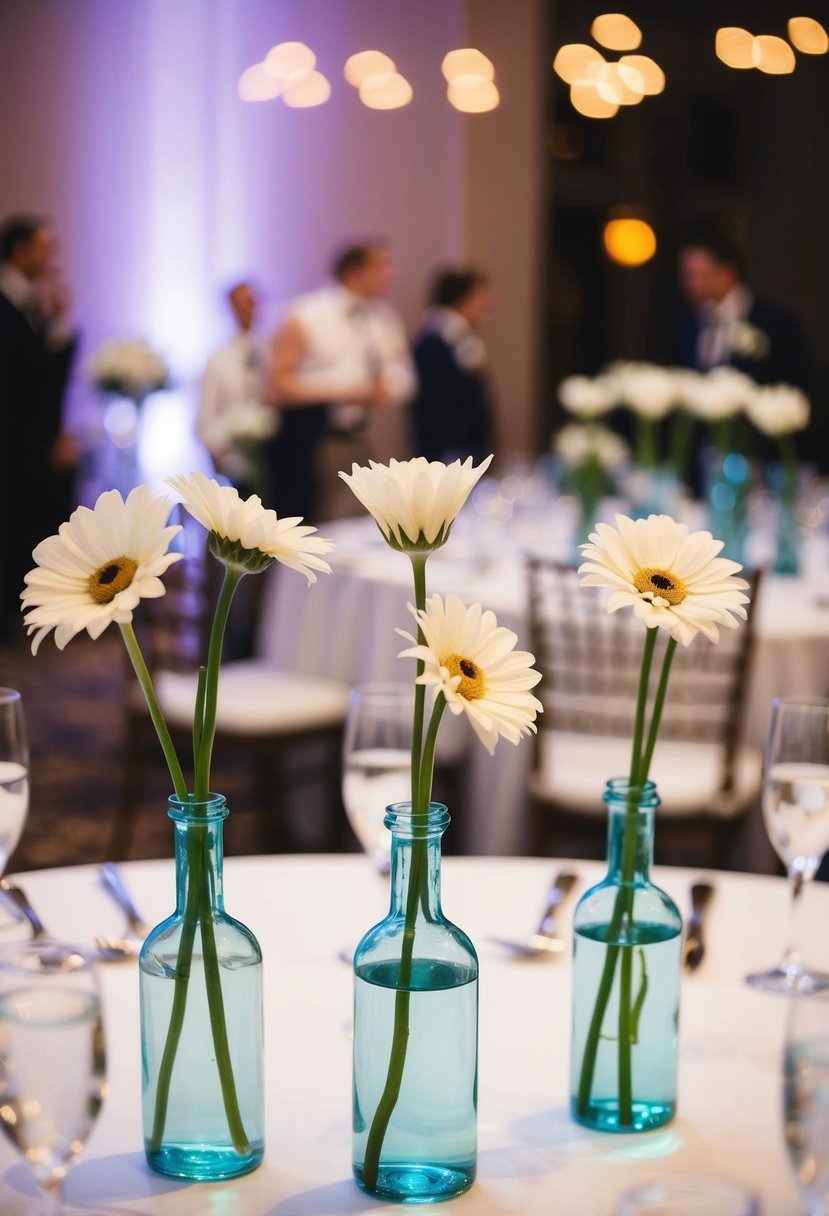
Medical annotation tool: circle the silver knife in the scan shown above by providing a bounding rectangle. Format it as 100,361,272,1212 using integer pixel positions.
683,881,715,973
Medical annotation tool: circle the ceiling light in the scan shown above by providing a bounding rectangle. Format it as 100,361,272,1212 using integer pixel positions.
359,72,413,109
570,82,619,119
788,16,829,54
344,50,396,86
442,48,495,81
590,13,642,52
715,27,755,69
596,62,645,105
238,63,284,102
447,76,500,112
553,43,605,84
604,216,657,266
618,54,665,95
282,71,331,107
264,41,316,80
752,34,796,73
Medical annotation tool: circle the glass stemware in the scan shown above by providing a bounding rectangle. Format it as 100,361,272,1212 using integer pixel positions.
747,697,829,994
0,941,106,1212
0,689,29,878
342,683,413,873
615,1174,758,1215
785,991,829,1216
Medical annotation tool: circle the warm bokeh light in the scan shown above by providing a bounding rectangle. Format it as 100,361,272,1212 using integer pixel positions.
590,13,642,52
603,216,657,266
441,48,495,82
344,50,395,86
281,70,331,108
788,16,829,54
264,41,316,80
447,75,500,112
570,81,619,119
596,62,645,105
238,62,284,102
553,43,605,84
358,71,413,109
715,27,755,69
619,54,665,95
752,34,796,74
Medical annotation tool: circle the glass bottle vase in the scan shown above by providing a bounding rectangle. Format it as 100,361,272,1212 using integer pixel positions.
139,794,264,1180
570,779,682,1133
352,801,478,1203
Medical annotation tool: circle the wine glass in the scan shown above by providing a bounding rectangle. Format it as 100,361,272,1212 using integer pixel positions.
0,940,106,1212
342,683,413,872
784,991,829,1215
747,697,829,993
0,689,29,877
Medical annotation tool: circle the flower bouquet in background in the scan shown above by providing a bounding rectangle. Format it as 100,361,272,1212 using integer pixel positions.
603,362,678,470
745,382,810,575
571,513,750,1132
553,422,629,547
86,336,169,402
21,472,333,1179
339,456,542,1202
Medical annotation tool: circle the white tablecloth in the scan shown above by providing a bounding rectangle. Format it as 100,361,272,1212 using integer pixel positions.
257,512,829,861
0,854,819,1214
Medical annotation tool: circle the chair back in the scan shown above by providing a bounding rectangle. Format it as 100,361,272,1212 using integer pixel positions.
526,558,762,794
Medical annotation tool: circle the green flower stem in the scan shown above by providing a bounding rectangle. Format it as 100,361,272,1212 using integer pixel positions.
637,418,658,469
715,418,732,459
361,568,440,1193
193,667,207,777
669,411,693,483
408,555,428,804
148,822,204,1152
195,566,243,800
119,622,187,802
576,629,673,1124
777,435,799,503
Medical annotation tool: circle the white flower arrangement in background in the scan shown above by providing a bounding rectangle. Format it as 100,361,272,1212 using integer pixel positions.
604,362,679,421
745,383,810,438
554,423,629,473
86,337,169,401
558,374,616,420
683,366,757,424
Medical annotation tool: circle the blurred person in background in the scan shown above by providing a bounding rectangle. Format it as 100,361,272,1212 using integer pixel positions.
268,241,415,521
0,213,78,641
411,267,495,465
198,280,275,500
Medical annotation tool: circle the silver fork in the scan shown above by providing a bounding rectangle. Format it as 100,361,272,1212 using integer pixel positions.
490,870,578,959
94,862,149,962
0,878,47,939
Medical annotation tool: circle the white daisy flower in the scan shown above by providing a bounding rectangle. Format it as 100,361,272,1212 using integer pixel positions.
744,383,810,437
579,513,750,647
166,471,333,581
558,375,616,420
21,485,182,654
339,455,493,553
397,593,543,755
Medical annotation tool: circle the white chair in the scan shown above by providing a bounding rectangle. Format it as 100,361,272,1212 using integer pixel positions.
113,556,349,859
526,559,763,868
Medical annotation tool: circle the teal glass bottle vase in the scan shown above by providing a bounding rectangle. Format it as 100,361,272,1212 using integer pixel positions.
139,795,264,1180
352,802,478,1203
570,779,682,1133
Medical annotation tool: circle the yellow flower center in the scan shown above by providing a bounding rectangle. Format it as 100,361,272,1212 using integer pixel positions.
88,556,138,604
445,654,486,701
632,567,687,605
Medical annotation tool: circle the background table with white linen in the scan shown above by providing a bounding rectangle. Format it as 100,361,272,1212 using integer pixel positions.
256,508,829,862
0,854,820,1214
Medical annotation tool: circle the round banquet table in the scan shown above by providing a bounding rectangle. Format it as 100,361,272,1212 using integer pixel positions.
0,853,821,1215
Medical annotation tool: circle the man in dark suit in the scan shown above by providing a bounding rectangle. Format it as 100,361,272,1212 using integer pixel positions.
0,213,78,638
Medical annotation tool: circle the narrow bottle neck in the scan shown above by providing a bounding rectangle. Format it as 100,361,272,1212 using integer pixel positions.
386,803,449,923
170,797,227,916
604,781,659,884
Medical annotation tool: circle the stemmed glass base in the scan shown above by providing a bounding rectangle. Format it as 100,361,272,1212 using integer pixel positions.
746,964,829,995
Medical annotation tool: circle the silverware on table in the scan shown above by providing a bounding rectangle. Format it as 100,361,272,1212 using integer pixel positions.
94,861,149,962
683,880,715,973
490,870,578,959
0,877,47,939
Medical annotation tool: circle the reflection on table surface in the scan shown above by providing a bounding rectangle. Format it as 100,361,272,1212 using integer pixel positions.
1,853,821,1214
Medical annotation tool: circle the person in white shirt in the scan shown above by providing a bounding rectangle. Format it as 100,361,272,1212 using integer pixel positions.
268,242,415,521
198,282,276,498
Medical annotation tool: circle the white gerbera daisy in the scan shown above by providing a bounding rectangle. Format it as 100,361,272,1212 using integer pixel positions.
579,513,750,647
397,593,543,755
339,455,493,553
744,383,810,437
21,485,182,654
167,472,333,581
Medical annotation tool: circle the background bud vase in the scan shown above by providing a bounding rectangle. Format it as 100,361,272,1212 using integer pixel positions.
704,447,750,566
570,779,682,1132
771,448,801,576
352,802,478,1201
141,794,264,1179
